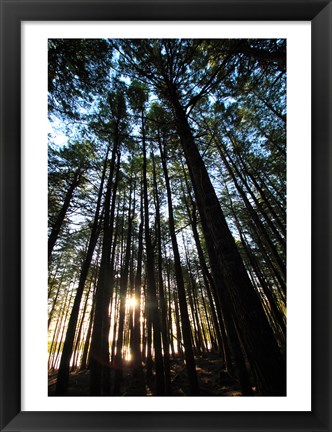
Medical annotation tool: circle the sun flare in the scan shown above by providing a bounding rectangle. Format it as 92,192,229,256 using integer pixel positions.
127,296,137,308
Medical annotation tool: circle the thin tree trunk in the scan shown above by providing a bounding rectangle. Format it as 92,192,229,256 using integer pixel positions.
114,178,134,395
215,137,286,278
49,288,70,371
181,169,231,364
48,273,64,329
165,267,176,357
231,140,286,237
48,171,80,260
220,136,286,252
142,118,165,395
151,149,172,394
53,286,75,372
131,179,143,371
253,90,286,124
71,278,94,371
159,139,200,395
80,293,95,371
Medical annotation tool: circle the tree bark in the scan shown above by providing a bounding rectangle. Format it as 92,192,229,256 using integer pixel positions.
170,95,285,396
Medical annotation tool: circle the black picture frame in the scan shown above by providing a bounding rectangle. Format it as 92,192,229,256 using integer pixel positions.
0,0,331,431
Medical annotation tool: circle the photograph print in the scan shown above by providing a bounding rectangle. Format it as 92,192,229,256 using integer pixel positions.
47,39,286,397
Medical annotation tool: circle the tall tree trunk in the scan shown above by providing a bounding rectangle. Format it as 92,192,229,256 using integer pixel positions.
165,265,176,357
114,177,134,395
71,279,93,371
227,200,286,339
172,286,183,356
199,283,216,351
55,145,110,395
151,150,172,394
159,139,200,395
181,166,231,365
142,125,165,395
53,286,76,372
89,142,119,396
48,288,70,371
182,232,210,354
100,152,121,395
80,291,95,371
171,96,285,395
130,180,143,370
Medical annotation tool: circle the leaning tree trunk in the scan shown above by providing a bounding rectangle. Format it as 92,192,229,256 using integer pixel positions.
55,146,110,396
170,95,286,396
48,170,80,260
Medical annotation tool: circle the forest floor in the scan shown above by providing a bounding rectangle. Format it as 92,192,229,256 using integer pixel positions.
49,352,247,396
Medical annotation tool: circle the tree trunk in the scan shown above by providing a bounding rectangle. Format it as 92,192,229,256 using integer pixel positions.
55,145,110,395
89,142,119,396
171,96,285,396
80,294,95,371
130,179,143,370
48,171,80,260
159,139,200,395
152,149,172,394
142,114,165,395
114,178,134,395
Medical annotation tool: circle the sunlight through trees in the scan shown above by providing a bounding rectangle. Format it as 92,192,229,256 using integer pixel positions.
48,39,286,397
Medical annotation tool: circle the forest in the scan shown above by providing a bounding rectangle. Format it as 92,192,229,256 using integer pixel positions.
48,39,286,397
